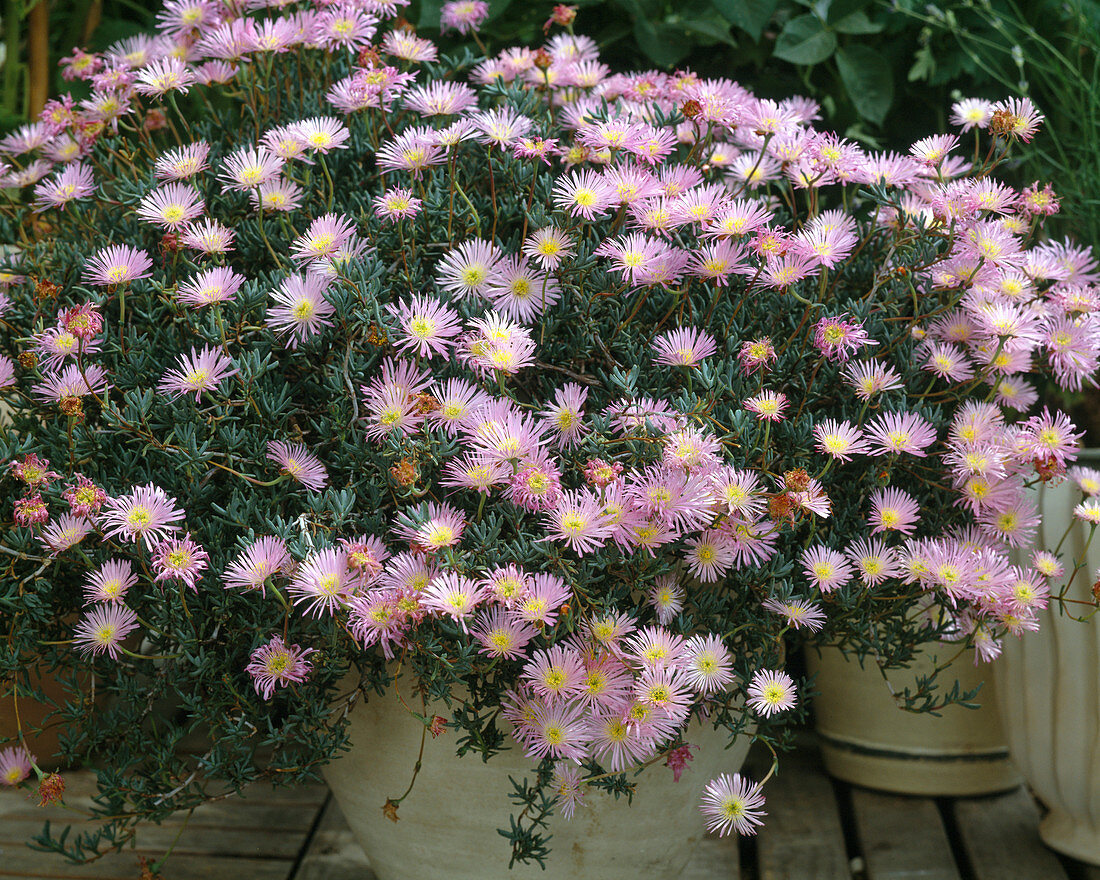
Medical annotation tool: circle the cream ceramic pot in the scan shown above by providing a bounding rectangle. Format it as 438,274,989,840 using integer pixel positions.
996,469,1100,865
322,685,750,880
808,643,1020,795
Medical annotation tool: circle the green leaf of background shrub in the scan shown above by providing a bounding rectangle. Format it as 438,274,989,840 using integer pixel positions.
774,13,837,64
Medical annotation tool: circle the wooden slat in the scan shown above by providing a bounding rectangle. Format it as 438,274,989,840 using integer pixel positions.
680,834,740,879
756,745,851,879
0,769,325,879
851,789,960,880
0,819,305,859
293,799,376,880
0,851,290,880
952,788,1070,880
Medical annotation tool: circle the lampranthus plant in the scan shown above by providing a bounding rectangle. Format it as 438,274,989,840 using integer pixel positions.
0,0,1098,871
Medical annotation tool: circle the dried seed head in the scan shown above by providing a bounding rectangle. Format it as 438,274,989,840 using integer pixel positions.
783,468,811,492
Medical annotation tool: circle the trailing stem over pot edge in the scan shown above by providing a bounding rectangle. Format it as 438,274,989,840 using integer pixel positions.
0,0,1099,869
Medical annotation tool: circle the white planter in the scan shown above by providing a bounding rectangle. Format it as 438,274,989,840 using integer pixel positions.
996,463,1100,865
322,686,750,880
808,644,1020,795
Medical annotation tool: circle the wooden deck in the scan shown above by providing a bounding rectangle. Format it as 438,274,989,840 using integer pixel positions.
0,737,1094,879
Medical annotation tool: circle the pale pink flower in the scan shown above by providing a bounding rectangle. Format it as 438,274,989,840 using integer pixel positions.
223,536,292,595
699,773,766,837
247,635,315,699
869,487,921,535
99,484,184,549
151,533,209,591
83,245,153,287
158,345,238,401
652,327,718,367
746,668,797,718
73,604,139,659
267,441,329,492
267,273,335,348
289,548,352,617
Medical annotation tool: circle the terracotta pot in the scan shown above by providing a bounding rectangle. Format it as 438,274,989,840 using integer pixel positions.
808,643,1020,795
995,463,1100,865
322,685,750,880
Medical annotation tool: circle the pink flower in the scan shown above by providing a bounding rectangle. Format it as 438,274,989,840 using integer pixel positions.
486,256,560,322
515,573,571,626
134,57,196,97
376,128,446,176
291,212,357,263
151,532,209,591
159,345,238,402
762,596,826,632
100,484,185,549
222,536,290,598
652,327,718,367
389,294,462,359
523,646,586,703
864,411,937,457
373,187,422,222
40,514,92,555
290,548,352,617
813,315,877,363
404,81,478,117
1015,407,1082,469
291,116,350,154
219,145,284,191
441,0,490,33
83,559,136,604
843,360,904,400
436,238,501,300
744,391,789,422
699,773,766,837
846,537,900,586
523,227,575,270
0,745,34,786
83,244,153,287
267,273,335,348
73,604,139,659
553,168,613,220
812,419,867,461
869,487,921,535
801,545,854,593
991,97,1043,142
13,494,49,526
177,267,245,308
648,574,684,625
505,455,563,512
155,142,211,180
136,182,204,230
59,303,103,340
551,762,585,819
267,441,329,492
588,708,656,772
422,572,483,629
471,607,537,659
527,700,590,762
393,501,466,552
746,668,797,718
180,218,236,253
683,634,735,696
33,162,95,212
10,453,59,489
246,635,315,699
